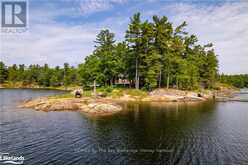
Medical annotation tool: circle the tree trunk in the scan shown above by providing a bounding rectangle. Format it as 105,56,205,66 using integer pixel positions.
158,69,162,88
176,77,178,89
112,77,115,86
93,80,96,97
135,57,139,89
166,73,170,89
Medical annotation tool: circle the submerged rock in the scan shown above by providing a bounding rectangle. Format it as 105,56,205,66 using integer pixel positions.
88,103,122,113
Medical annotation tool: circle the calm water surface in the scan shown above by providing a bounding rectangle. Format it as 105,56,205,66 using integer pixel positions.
1,89,248,165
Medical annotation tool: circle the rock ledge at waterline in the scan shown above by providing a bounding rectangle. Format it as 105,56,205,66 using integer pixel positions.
20,88,237,115
20,97,122,116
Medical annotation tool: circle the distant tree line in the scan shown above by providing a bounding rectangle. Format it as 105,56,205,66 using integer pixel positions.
0,13,219,90
218,74,248,88
0,62,78,87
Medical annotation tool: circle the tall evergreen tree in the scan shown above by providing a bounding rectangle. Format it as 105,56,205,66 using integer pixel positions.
94,29,117,85
126,12,142,89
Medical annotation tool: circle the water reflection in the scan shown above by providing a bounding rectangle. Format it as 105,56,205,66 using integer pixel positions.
90,101,219,164
1,89,248,165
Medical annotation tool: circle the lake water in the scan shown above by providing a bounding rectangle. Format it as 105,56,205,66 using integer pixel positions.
1,89,248,165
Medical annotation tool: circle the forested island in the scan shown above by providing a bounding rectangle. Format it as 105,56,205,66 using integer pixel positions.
1,13,247,92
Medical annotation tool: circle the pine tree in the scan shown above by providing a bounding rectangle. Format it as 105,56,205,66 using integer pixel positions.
126,13,142,89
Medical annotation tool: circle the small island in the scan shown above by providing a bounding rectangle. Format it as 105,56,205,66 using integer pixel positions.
1,13,246,115
2,1,248,164
20,86,238,115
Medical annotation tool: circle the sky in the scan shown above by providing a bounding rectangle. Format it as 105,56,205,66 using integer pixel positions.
0,0,248,74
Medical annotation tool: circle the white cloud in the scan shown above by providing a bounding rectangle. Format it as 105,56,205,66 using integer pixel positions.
0,0,129,68
165,2,248,74
1,24,97,67
79,0,126,15
1,1,248,74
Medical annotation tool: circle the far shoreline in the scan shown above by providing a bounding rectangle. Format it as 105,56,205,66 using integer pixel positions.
0,84,73,91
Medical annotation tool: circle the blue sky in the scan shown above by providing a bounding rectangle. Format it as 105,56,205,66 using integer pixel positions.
1,0,248,74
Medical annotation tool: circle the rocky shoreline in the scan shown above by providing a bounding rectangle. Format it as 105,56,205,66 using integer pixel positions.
20,97,122,116
19,88,239,116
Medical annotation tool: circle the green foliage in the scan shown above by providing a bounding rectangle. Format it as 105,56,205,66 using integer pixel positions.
111,89,124,98
125,12,143,89
1,13,220,91
8,64,18,83
0,62,80,88
96,86,114,96
125,89,147,97
218,74,248,88
0,62,8,83
82,90,92,97
103,86,114,93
